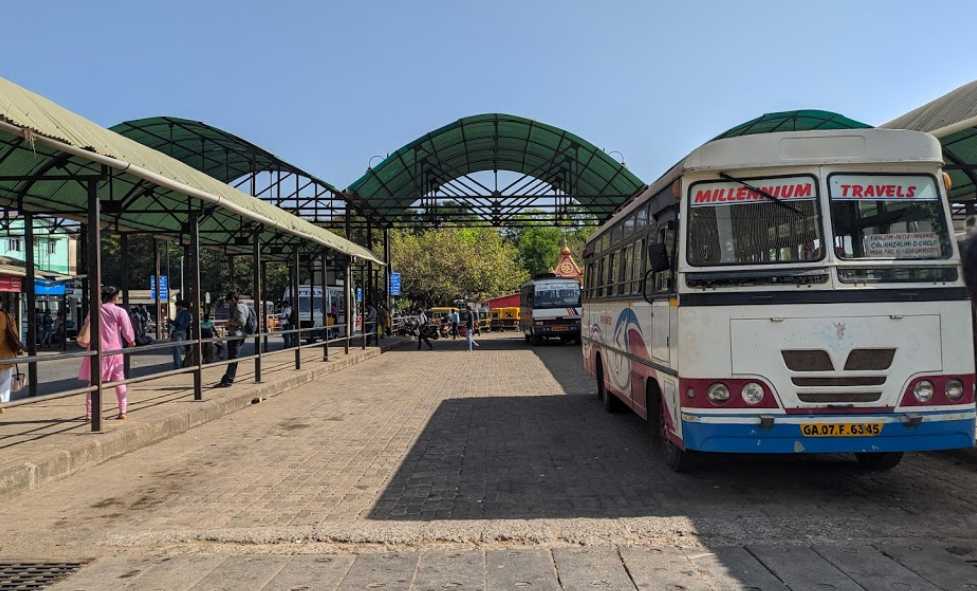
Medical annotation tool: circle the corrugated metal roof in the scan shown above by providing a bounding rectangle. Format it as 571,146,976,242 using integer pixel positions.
0,76,381,264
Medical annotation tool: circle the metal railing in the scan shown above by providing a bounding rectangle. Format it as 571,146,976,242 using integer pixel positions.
0,319,380,429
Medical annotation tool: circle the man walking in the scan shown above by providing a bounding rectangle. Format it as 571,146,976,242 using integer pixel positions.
463,305,480,352
217,292,249,387
416,309,433,350
170,300,191,369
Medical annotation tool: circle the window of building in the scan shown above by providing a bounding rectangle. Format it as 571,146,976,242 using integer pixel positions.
47,239,57,255
7,238,21,252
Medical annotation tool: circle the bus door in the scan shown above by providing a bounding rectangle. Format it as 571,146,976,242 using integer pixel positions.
651,221,676,364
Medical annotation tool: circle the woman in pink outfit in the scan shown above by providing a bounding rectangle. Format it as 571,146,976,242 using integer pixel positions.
79,286,135,420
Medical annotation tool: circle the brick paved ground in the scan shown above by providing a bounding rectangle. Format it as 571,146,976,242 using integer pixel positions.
43,544,977,590
1,332,977,589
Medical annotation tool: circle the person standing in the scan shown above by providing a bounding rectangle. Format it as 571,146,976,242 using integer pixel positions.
78,286,135,420
416,309,433,350
463,305,480,352
0,303,23,408
170,300,191,369
279,300,293,348
217,292,248,388
449,309,460,339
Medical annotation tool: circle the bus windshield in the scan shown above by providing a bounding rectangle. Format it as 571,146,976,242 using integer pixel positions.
534,285,580,308
828,174,952,260
687,176,823,266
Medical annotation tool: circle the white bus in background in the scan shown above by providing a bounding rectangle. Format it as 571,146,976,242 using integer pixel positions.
281,286,347,330
582,128,975,472
519,274,582,345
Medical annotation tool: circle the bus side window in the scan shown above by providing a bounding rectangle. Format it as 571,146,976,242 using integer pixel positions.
654,223,677,293
605,252,616,297
633,238,646,294
620,245,632,295
596,258,605,298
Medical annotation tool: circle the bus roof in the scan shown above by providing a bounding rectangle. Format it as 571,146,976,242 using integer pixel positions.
588,128,942,245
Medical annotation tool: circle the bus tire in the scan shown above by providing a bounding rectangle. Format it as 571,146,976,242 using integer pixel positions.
594,356,605,401
855,452,903,471
647,380,694,472
596,358,621,412
532,332,543,346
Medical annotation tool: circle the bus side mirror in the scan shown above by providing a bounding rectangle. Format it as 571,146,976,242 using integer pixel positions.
648,242,670,273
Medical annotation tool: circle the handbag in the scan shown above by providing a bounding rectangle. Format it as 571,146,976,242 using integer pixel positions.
77,318,90,349
2,311,24,354
11,366,25,392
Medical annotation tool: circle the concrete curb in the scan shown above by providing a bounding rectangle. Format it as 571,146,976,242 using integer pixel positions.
0,341,405,499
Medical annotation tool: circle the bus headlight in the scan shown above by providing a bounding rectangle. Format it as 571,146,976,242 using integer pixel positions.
741,382,764,405
946,379,964,401
913,380,934,403
707,383,730,404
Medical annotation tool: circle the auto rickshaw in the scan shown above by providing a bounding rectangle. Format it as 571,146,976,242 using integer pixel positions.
491,307,520,331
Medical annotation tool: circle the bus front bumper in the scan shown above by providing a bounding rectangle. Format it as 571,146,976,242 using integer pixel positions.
680,410,976,454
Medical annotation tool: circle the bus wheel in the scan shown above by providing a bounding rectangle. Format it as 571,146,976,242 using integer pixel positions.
650,386,693,472
532,333,543,346
595,357,606,401
855,452,903,471
596,360,620,412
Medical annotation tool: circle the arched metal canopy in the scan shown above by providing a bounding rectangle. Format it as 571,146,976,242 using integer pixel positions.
347,113,646,227
111,116,383,228
715,109,871,139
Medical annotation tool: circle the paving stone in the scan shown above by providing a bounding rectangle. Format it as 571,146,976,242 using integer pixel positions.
620,546,716,591
552,548,635,591
186,555,288,591
413,550,484,591
337,553,418,591
748,546,862,591
263,554,355,591
485,549,560,591
879,544,977,590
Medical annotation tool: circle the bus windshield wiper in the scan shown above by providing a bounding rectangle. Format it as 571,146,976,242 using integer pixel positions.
719,172,802,215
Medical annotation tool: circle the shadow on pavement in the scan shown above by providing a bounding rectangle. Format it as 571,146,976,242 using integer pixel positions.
366,390,970,521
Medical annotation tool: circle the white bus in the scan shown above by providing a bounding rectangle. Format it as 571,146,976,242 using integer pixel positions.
519,275,582,345
281,285,347,330
582,128,975,472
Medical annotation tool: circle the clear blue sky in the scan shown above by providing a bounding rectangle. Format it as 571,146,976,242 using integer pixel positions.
5,1,975,187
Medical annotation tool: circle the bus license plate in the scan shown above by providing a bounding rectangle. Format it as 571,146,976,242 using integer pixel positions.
801,423,883,437
551,325,567,331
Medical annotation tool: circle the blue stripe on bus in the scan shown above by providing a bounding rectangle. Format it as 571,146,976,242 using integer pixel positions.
681,418,975,454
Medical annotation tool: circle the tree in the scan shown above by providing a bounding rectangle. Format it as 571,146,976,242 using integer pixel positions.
391,228,527,307
512,222,594,278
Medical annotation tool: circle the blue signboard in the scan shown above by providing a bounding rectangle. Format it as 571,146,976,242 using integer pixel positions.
35,279,66,296
356,287,363,302
149,275,169,302
389,272,401,296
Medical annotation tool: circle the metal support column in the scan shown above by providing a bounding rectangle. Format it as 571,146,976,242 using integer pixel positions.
321,253,329,361
252,233,262,383
384,227,391,339
361,264,367,350
260,260,269,352
120,233,130,375
86,181,103,432
188,217,203,401
366,223,373,345
291,250,301,370
24,212,37,397
78,223,88,331
344,256,351,355
153,238,162,341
